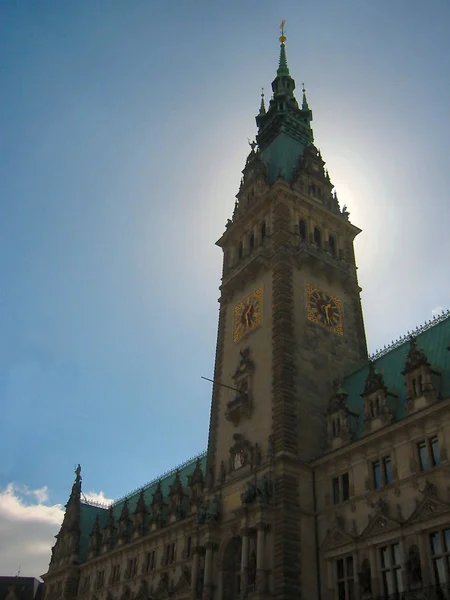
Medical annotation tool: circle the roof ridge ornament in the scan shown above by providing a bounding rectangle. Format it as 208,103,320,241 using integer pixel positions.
370,308,450,361
279,20,286,43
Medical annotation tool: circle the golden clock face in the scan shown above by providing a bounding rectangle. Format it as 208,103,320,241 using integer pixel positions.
233,288,262,343
307,285,343,335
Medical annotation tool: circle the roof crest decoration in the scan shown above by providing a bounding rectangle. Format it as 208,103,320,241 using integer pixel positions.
370,309,450,361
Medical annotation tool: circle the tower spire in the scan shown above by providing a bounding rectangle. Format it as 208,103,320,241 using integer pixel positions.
259,87,266,115
255,22,314,182
302,82,310,110
277,20,290,77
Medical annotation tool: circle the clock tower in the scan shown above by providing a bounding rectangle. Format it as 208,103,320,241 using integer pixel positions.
205,25,367,600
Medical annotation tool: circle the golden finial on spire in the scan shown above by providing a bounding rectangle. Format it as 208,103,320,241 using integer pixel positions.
279,20,286,43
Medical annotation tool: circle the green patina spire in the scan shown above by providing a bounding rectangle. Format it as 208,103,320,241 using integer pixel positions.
259,87,266,115
255,21,314,184
277,23,290,78
302,83,310,110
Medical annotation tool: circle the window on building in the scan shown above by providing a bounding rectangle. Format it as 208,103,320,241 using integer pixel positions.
249,231,255,250
418,436,441,471
373,460,382,489
185,535,192,559
112,564,120,584
333,477,340,505
336,556,354,600
261,221,266,240
82,575,91,593
299,219,307,240
314,226,322,247
372,455,393,489
333,473,350,504
380,542,403,596
332,418,341,437
329,234,336,256
238,241,243,260
96,570,105,590
430,529,450,585
146,550,156,572
384,456,393,484
412,375,423,397
342,473,350,501
164,543,176,565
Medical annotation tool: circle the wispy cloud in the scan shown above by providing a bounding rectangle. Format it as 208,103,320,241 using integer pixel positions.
83,490,114,505
0,483,112,578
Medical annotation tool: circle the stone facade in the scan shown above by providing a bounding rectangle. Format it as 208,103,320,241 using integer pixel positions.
42,30,450,600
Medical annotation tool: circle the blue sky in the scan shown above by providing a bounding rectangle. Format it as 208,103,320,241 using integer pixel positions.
1,0,450,575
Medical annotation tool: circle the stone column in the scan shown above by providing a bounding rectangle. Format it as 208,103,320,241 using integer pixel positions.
240,528,249,594
191,548,200,600
256,524,266,592
326,559,334,600
399,538,408,591
204,543,214,589
418,532,431,586
369,545,380,598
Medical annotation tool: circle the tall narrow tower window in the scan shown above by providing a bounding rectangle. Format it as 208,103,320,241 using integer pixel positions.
238,241,243,260
314,226,322,248
329,235,336,256
261,221,266,240
299,219,307,240
249,232,255,250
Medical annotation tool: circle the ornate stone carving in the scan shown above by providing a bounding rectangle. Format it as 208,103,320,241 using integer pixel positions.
197,495,221,525
149,480,165,527
88,514,102,556
117,499,131,544
102,506,116,550
226,349,255,426
188,457,204,499
168,470,185,520
358,558,372,597
132,490,147,537
241,474,273,505
407,545,422,587
361,362,394,431
228,433,255,473
326,382,353,449
402,337,440,412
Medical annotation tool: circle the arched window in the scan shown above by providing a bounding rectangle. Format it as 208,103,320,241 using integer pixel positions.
329,235,336,256
314,226,321,247
238,241,243,260
249,231,255,250
261,221,266,240
299,219,307,241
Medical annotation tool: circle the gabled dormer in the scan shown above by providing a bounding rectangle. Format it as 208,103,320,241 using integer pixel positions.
132,489,147,539
402,336,441,413
48,465,82,571
117,498,131,545
362,362,396,433
326,384,354,450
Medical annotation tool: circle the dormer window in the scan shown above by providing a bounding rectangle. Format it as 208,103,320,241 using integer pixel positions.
261,221,266,240
299,219,306,241
329,235,336,256
314,226,322,248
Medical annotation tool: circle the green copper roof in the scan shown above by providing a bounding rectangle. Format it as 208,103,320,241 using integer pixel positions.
343,312,450,441
111,452,206,519
255,38,313,184
80,503,107,562
78,452,206,562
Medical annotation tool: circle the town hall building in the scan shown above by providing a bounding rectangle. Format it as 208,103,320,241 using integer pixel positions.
42,27,450,600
